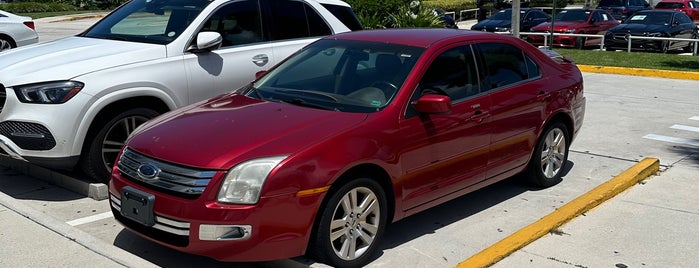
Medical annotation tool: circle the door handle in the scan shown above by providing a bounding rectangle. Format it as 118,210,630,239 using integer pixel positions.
252,54,269,67
470,110,489,123
537,91,551,101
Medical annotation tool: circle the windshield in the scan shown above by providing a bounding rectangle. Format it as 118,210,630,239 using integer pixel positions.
655,2,684,8
250,39,423,113
555,10,590,22
82,0,211,44
626,12,671,25
598,0,625,6
490,9,513,20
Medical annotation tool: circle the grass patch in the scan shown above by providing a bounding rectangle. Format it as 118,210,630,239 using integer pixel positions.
553,48,699,73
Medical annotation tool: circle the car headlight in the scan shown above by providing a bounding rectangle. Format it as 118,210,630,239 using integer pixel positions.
217,156,288,204
564,29,576,33
14,81,84,104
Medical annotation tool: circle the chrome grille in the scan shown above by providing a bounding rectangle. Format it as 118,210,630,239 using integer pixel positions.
117,147,217,197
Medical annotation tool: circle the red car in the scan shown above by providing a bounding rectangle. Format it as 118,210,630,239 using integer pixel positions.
528,9,620,48
109,29,586,267
654,0,699,23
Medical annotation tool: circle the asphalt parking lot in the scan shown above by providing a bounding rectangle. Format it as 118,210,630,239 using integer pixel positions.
0,14,698,268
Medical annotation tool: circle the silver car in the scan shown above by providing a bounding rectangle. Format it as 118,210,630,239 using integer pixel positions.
0,10,38,52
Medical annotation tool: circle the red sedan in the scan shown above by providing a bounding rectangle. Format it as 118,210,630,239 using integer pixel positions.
528,9,620,48
654,0,699,23
109,29,586,267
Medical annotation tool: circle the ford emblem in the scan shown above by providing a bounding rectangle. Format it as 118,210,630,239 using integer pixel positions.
137,163,160,180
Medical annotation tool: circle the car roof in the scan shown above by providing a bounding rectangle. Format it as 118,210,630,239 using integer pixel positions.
323,28,507,48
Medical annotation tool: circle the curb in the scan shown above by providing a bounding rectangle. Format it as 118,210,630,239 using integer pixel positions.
578,65,699,81
0,156,108,200
0,189,157,267
455,157,661,268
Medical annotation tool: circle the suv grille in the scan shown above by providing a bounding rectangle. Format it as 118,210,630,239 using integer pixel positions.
117,147,217,199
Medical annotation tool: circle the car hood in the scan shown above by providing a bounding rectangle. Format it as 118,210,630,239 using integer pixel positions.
127,93,368,169
532,21,583,31
0,37,165,87
609,23,668,33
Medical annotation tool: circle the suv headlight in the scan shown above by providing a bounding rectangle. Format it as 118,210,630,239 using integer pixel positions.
217,156,288,204
14,81,84,104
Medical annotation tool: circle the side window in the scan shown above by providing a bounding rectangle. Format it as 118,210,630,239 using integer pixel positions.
202,0,263,47
478,43,534,90
418,46,480,102
268,0,332,41
592,11,603,22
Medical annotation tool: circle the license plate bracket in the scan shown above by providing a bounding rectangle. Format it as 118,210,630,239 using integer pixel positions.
120,186,155,227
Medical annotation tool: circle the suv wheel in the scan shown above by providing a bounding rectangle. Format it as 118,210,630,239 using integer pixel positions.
80,108,159,182
0,37,15,52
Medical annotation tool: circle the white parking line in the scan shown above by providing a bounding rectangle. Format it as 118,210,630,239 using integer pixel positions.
643,134,699,147
66,211,114,226
691,116,699,121
671,124,699,133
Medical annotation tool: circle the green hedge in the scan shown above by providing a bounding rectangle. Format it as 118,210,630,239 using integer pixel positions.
1,2,80,13
423,0,477,12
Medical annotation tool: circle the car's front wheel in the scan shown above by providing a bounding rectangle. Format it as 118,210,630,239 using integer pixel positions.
527,122,570,187
80,108,159,182
309,177,387,268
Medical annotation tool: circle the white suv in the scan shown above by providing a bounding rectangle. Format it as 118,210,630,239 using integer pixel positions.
0,0,361,182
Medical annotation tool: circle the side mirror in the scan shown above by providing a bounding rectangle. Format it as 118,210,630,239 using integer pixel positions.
255,70,268,79
189,31,222,52
413,94,452,114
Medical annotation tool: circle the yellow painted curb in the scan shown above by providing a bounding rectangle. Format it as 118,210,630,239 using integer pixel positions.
578,65,699,81
456,157,660,268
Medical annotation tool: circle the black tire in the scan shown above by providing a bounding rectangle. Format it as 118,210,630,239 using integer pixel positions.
605,47,616,52
309,177,388,268
575,37,585,49
0,36,15,52
80,108,159,182
526,122,570,188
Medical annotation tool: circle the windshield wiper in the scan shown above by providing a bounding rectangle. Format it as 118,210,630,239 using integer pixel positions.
278,98,337,111
275,88,339,102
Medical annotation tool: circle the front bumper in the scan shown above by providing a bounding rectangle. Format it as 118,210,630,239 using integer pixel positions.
109,170,324,262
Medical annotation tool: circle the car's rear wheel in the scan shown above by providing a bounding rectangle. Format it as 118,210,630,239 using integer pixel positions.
527,122,569,187
575,37,585,49
0,36,15,52
309,177,387,268
684,34,696,53
80,108,159,182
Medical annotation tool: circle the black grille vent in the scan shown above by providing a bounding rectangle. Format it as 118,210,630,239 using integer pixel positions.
0,121,56,150
117,147,217,199
0,84,5,113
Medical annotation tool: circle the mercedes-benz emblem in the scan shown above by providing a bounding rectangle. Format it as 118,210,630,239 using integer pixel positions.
137,163,160,180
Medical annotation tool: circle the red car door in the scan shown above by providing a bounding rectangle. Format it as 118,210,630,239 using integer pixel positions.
399,44,491,213
474,42,548,179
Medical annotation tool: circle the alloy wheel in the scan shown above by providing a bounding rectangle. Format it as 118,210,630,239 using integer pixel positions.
100,115,150,172
329,186,381,261
539,128,567,179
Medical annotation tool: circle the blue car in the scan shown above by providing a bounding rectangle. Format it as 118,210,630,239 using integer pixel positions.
471,8,550,33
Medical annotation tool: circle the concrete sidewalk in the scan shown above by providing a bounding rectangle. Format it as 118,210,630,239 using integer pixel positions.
492,158,699,267
0,167,155,268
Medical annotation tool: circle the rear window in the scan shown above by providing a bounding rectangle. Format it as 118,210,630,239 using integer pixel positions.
322,4,363,31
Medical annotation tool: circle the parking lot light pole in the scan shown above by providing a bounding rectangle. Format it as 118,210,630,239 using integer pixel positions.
512,0,521,38
549,0,556,49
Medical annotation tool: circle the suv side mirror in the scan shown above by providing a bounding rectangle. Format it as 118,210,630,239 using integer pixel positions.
189,32,223,52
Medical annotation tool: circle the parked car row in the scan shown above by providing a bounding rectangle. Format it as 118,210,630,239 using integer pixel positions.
0,9,38,52
474,6,698,53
